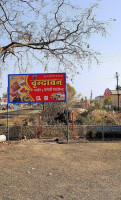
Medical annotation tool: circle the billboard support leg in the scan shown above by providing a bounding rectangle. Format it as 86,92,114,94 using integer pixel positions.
72,112,75,138
7,103,9,144
66,101,69,142
38,112,41,139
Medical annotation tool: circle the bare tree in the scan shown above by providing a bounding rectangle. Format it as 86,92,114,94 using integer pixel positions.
41,82,77,124
0,0,112,74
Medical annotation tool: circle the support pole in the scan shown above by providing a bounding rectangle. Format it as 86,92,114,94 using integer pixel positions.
102,112,105,141
38,112,41,139
72,112,75,138
118,94,120,112
116,72,120,111
66,101,69,142
7,103,9,144
102,124,104,141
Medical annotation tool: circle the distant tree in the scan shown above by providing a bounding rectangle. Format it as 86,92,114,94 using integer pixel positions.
103,96,112,106
2,92,7,98
66,83,76,106
67,83,76,97
116,85,121,90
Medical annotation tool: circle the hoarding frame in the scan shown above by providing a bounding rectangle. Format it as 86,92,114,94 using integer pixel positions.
8,73,67,104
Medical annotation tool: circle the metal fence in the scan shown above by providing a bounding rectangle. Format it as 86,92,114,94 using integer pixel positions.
1,124,121,141
1,106,121,141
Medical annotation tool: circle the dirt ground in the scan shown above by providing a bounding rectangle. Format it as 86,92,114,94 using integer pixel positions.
0,139,121,200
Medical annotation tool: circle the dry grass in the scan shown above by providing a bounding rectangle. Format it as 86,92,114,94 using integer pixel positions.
0,141,121,200
0,108,40,126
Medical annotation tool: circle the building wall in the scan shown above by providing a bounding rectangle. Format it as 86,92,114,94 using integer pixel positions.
111,94,121,108
104,88,121,108
95,96,103,101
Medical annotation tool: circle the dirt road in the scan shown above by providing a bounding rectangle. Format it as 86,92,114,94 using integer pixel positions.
0,140,121,200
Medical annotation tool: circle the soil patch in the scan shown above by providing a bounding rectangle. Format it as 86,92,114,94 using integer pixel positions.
0,140,121,200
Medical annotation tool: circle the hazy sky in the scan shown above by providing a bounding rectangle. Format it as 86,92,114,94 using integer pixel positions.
70,0,121,98
0,0,121,99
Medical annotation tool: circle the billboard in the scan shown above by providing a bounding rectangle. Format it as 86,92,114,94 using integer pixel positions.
8,73,66,103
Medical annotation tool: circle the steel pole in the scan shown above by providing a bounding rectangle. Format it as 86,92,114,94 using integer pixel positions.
7,103,9,144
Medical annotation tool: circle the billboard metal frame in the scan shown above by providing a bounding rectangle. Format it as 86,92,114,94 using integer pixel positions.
8,73,67,104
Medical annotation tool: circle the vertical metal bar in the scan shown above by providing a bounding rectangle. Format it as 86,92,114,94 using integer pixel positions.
43,103,44,111
65,79,69,142
7,86,10,144
118,94,120,112
116,72,120,111
72,112,75,138
102,112,104,141
7,103,9,144
102,125,104,141
66,100,69,142
38,112,41,139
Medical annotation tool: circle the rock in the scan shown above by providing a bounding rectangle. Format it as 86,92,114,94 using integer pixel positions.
0,135,6,143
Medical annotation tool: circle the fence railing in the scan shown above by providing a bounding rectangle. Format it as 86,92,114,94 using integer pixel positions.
1,124,121,140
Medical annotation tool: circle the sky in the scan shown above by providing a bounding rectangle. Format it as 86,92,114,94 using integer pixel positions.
70,0,121,99
0,0,121,99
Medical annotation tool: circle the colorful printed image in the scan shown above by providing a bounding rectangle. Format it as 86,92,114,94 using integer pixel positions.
9,75,32,102
50,93,65,100
11,82,20,92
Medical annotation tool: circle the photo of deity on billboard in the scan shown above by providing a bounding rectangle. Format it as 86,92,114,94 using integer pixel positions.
8,73,66,103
